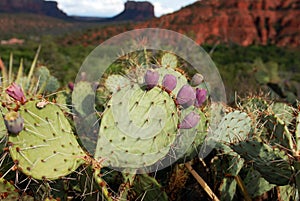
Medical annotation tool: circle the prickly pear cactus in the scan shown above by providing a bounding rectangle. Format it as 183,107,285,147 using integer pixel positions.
92,52,208,172
8,100,86,180
95,84,179,169
230,140,292,185
0,178,19,200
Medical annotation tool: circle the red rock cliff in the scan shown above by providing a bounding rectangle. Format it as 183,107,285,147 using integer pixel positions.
138,0,300,46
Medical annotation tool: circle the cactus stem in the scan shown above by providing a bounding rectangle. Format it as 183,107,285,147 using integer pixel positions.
296,114,300,151
234,175,252,201
185,161,220,201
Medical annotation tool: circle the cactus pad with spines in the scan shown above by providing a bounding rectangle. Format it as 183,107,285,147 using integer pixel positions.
215,110,252,144
161,52,178,69
72,81,95,117
8,100,86,180
94,84,179,170
0,178,19,200
105,74,131,94
231,140,292,185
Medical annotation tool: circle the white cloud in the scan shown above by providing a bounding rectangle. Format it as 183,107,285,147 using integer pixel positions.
152,2,174,17
53,0,125,17
47,0,197,17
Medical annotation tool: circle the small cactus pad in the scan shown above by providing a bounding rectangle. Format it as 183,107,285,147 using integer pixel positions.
215,110,252,143
105,74,131,93
8,100,86,180
0,178,19,200
72,81,95,117
94,84,179,170
161,52,177,69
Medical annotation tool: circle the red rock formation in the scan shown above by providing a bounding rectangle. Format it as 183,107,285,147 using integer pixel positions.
62,0,300,47
139,0,300,47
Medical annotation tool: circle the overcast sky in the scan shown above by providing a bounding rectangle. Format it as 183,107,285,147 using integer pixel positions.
47,0,197,17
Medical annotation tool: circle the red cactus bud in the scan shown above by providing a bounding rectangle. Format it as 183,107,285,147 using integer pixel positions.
176,85,196,108
162,74,177,91
195,88,207,107
5,83,26,104
179,111,200,129
68,82,74,91
144,70,159,89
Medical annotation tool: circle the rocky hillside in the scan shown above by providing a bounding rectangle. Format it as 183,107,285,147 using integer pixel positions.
0,0,68,19
65,0,300,47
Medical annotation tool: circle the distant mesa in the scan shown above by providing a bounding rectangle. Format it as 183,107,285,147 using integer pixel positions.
112,1,155,21
0,0,155,22
0,0,69,19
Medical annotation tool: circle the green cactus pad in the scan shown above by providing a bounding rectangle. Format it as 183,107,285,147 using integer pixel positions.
0,178,19,200
244,168,275,198
215,110,252,144
72,81,94,116
219,177,237,201
131,174,168,201
278,185,297,201
161,53,178,69
0,105,8,139
241,97,268,116
8,100,86,180
296,112,300,151
271,102,294,126
95,84,179,170
209,109,249,159
231,140,292,185
105,74,131,93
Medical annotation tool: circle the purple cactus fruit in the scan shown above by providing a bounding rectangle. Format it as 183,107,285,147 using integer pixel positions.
4,111,24,135
162,74,177,91
176,85,196,108
5,82,26,104
179,111,200,129
191,73,204,86
195,88,207,107
144,69,159,89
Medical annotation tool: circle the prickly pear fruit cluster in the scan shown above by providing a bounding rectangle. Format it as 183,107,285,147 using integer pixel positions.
93,52,208,171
